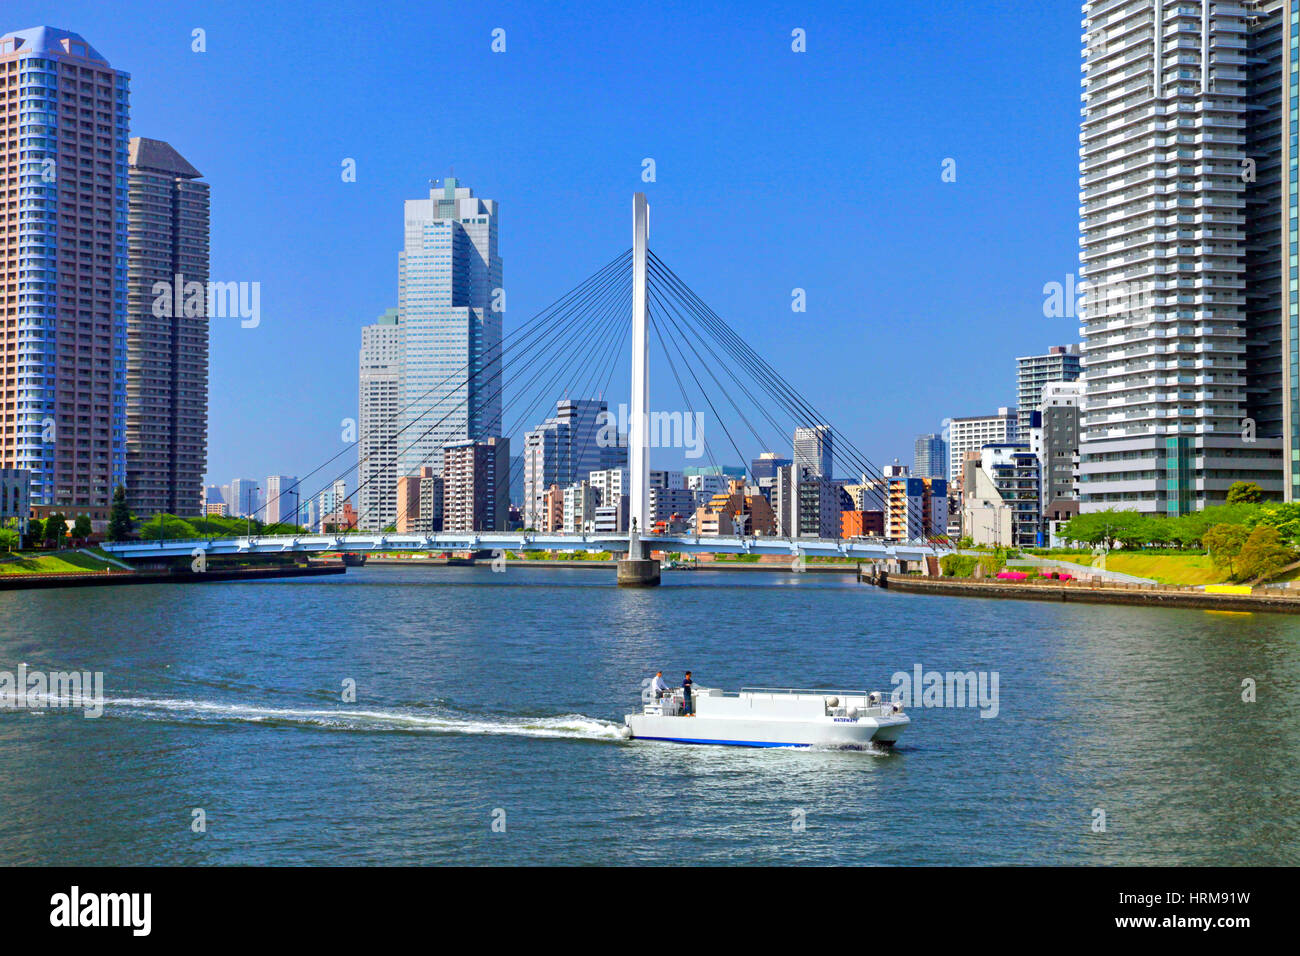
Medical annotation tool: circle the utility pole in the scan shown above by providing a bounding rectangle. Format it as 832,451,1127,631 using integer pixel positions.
247,485,259,539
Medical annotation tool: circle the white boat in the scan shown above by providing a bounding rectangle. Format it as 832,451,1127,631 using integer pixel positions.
624,686,909,749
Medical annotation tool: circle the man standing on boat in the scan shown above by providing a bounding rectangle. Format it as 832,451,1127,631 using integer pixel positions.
651,671,670,699
682,671,694,716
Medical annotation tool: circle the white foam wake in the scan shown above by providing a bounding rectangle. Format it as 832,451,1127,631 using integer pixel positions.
33,693,633,741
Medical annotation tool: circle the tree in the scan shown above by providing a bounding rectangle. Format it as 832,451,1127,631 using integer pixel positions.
1142,515,1174,548
1203,523,1249,579
1226,481,1264,505
27,517,43,548
1061,509,1146,549
137,514,198,540
1237,526,1295,583
1059,512,1107,548
72,515,93,542
0,524,19,552
1110,511,1154,549
107,485,132,541
43,513,68,546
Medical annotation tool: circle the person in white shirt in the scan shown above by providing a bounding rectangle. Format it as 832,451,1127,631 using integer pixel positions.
651,671,670,699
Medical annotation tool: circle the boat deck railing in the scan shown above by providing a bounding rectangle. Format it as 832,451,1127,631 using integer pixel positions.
740,687,872,699
738,686,904,717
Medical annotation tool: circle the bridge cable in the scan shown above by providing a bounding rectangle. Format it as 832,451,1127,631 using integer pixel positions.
247,250,632,532
650,252,945,546
650,252,933,542
353,261,633,532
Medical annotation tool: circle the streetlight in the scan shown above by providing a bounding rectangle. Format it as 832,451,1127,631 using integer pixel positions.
247,485,260,539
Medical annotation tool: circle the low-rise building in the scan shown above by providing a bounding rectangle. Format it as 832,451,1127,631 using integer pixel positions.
322,502,359,532
563,481,600,533
887,476,948,542
593,497,627,534
693,479,777,536
961,444,1042,548
649,485,695,528
542,484,564,533
442,436,509,532
395,466,440,533
841,510,884,538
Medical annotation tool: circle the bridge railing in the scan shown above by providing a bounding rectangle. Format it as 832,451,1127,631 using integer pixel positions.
97,531,950,559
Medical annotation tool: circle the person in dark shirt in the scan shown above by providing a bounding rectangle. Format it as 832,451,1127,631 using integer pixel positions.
682,671,694,716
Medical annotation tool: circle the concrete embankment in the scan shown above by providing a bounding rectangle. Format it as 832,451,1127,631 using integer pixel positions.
871,571,1300,614
0,563,346,591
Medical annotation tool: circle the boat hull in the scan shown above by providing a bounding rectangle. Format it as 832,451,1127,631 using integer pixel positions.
624,713,908,749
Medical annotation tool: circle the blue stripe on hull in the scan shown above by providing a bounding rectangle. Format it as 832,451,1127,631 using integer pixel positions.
633,735,811,748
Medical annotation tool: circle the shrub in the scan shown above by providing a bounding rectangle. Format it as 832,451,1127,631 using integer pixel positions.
940,554,977,577
1226,481,1264,505
1236,526,1295,583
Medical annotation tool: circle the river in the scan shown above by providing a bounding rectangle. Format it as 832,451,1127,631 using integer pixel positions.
1,566,1296,865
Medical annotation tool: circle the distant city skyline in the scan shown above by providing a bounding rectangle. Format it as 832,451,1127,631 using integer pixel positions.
0,0,1084,490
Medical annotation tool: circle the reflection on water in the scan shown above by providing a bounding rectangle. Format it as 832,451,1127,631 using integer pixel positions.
1,566,1297,865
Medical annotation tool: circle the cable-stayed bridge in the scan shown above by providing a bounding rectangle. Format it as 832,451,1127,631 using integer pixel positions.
103,194,954,582
100,531,939,563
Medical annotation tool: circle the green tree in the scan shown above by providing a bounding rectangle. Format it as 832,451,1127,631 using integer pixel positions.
1246,502,1300,545
107,485,132,541
1142,515,1174,548
44,513,68,545
1109,511,1153,549
1225,481,1264,505
27,517,44,548
1061,509,1146,549
0,522,19,551
1236,526,1295,583
1059,512,1107,548
72,514,93,542
1203,523,1249,579
137,514,198,540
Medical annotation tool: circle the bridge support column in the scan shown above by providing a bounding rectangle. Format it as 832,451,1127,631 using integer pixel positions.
619,192,659,588
617,557,661,587
617,529,660,587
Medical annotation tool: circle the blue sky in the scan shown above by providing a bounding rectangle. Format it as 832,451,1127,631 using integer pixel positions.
11,0,1083,493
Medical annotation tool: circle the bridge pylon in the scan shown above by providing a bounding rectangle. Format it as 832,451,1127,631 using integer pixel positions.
618,192,660,587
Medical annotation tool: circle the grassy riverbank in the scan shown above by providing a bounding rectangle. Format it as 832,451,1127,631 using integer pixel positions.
0,549,122,575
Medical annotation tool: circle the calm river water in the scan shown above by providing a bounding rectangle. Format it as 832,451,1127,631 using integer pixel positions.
1,566,1296,865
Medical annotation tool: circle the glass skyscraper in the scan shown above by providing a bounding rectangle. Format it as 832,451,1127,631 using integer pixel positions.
396,178,502,481
913,433,948,480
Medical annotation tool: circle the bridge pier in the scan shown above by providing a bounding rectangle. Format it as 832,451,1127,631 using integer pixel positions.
618,529,660,586
617,557,661,587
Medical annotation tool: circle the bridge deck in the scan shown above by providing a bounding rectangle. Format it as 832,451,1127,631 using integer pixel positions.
100,532,947,561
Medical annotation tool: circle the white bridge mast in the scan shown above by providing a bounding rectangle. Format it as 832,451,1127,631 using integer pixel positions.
629,192,650,555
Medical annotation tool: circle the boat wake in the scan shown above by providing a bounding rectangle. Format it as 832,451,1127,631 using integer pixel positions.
30,693,633,742
806,742,895,756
